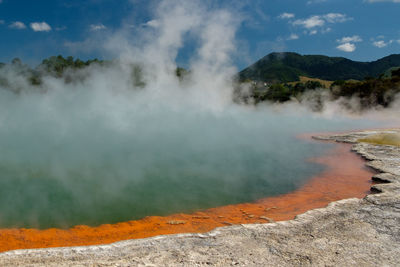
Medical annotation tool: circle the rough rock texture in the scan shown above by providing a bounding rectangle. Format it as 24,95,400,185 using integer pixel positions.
1,130,399,266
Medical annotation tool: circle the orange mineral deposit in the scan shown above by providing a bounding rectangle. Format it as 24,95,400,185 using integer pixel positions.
0,141,375,253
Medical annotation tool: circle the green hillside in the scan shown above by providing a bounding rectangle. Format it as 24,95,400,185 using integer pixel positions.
239,52,400,83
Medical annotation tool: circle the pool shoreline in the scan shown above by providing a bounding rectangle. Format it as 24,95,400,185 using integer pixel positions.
0,133,376,253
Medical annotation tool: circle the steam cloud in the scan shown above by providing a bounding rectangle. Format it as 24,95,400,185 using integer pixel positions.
0,0,394,228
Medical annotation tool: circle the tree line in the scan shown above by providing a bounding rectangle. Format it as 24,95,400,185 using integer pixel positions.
244,68,400,110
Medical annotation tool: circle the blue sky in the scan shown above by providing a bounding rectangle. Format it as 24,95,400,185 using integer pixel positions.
0,0,399,69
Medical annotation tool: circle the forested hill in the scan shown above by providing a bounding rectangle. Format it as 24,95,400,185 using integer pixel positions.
239,52,400,83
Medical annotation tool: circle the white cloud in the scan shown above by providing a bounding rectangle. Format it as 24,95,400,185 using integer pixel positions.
287,33,299,40
397,40,400,44
321,27,332,33
292,13,350,30
323,13,351,23
144,20,160,28
9,21,26,29
30,22,51,32
309,30,318,35
90,23,106,31
372,40,392,48
337,35,362,43
278,13,295,19
336,42,356,52
293,15,325,28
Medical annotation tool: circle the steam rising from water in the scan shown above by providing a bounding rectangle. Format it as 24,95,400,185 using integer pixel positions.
0,0,391,228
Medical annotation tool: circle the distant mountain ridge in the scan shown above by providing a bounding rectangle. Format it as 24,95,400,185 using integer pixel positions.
239,52,400,83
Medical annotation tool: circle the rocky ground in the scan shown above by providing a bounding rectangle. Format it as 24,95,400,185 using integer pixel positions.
0,130,399,266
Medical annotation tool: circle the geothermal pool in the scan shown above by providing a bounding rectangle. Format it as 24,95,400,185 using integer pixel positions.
0,88,377,229
0,127,327,229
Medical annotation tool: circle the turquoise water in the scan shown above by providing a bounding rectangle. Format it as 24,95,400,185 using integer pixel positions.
0,88,382,229
0,135,328,229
